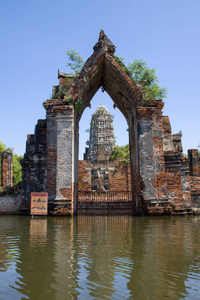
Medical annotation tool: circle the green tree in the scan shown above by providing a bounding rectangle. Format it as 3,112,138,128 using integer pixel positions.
0,141,6,153
65,50,167,103
127,59,167,101
109,144,130,162
113,56,167,104
66,49,85,75
12,154,23,185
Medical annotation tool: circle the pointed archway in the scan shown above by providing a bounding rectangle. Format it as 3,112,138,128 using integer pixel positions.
69,30,143,214
42,30,171,216
21,30,195,216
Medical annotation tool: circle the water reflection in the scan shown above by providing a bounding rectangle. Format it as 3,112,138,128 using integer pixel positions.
0,215,200,299
29,218,47,247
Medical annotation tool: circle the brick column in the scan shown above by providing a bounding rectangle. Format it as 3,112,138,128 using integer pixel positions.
1,150,13,187
137,101,168,203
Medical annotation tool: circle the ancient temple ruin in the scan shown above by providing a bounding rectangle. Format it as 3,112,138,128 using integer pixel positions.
84,104,115,163
20,30,200,215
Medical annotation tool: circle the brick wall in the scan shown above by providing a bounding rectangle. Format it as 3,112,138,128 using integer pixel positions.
78,160,131,192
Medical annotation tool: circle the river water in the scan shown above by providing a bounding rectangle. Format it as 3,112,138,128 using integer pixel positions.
0,215,200,300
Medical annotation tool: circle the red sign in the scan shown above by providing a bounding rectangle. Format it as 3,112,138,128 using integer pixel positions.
30,192,48,215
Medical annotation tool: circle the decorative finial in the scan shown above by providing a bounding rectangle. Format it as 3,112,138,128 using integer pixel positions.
93,30,116,54
99,29,106,41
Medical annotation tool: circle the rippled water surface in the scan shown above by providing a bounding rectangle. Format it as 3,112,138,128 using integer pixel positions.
0,215,200,299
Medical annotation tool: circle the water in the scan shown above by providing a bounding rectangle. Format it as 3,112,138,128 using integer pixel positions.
0,215,200,300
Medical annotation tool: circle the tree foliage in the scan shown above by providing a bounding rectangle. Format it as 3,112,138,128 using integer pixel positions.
12,154,23,185
113,56,167,104
65,49,167,104
127,59,167,101
0,142,6,153
66,49,85,75
109,144,130,162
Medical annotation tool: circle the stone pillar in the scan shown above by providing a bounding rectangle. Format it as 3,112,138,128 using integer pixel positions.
1,150,13,187
44,99,75,215
188,149,199,176
137,101,169,205
55,108,74,202
137,116,157,201
128,111,142,214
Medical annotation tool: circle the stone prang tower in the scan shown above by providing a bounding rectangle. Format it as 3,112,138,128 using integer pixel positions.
84,104,115,163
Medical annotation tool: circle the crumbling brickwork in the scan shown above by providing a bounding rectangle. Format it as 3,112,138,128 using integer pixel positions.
20,30,200,215
21,119,47,211
78,160,131,193
1,150,12,187
188,149,200,207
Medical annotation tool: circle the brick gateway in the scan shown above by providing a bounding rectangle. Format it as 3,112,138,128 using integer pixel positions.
20,31,200,215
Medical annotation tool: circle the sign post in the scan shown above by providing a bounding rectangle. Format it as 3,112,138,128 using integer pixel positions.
30,192,48,215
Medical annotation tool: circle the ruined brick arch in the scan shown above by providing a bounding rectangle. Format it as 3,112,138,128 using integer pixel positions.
22,30,197,215
70,30,143,214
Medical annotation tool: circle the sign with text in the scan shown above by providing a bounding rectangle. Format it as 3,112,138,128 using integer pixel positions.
30,192,48,215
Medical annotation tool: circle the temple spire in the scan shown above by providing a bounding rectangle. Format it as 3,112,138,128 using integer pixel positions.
84,104,115,163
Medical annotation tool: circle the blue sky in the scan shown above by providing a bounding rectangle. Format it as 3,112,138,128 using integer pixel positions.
1,0,200,159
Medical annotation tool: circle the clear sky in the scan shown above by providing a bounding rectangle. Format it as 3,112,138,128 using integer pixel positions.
1,0,200,159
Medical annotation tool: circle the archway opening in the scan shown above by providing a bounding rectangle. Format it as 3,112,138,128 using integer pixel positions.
79,89,128,160
69,34,142,215
75,87,136,215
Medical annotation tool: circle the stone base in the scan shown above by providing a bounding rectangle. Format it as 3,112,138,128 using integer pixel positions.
48,199,72,215
142,199,192,216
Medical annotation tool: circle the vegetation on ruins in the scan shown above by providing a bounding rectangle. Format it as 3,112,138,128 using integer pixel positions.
113,56,167,105
51,50,84,110
0,141,22,189
74,98,83,110
109,144,130,163
52,50,167,111
52,85,70,100
65,49,167,106
52,77,74,100
66,49,85,75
